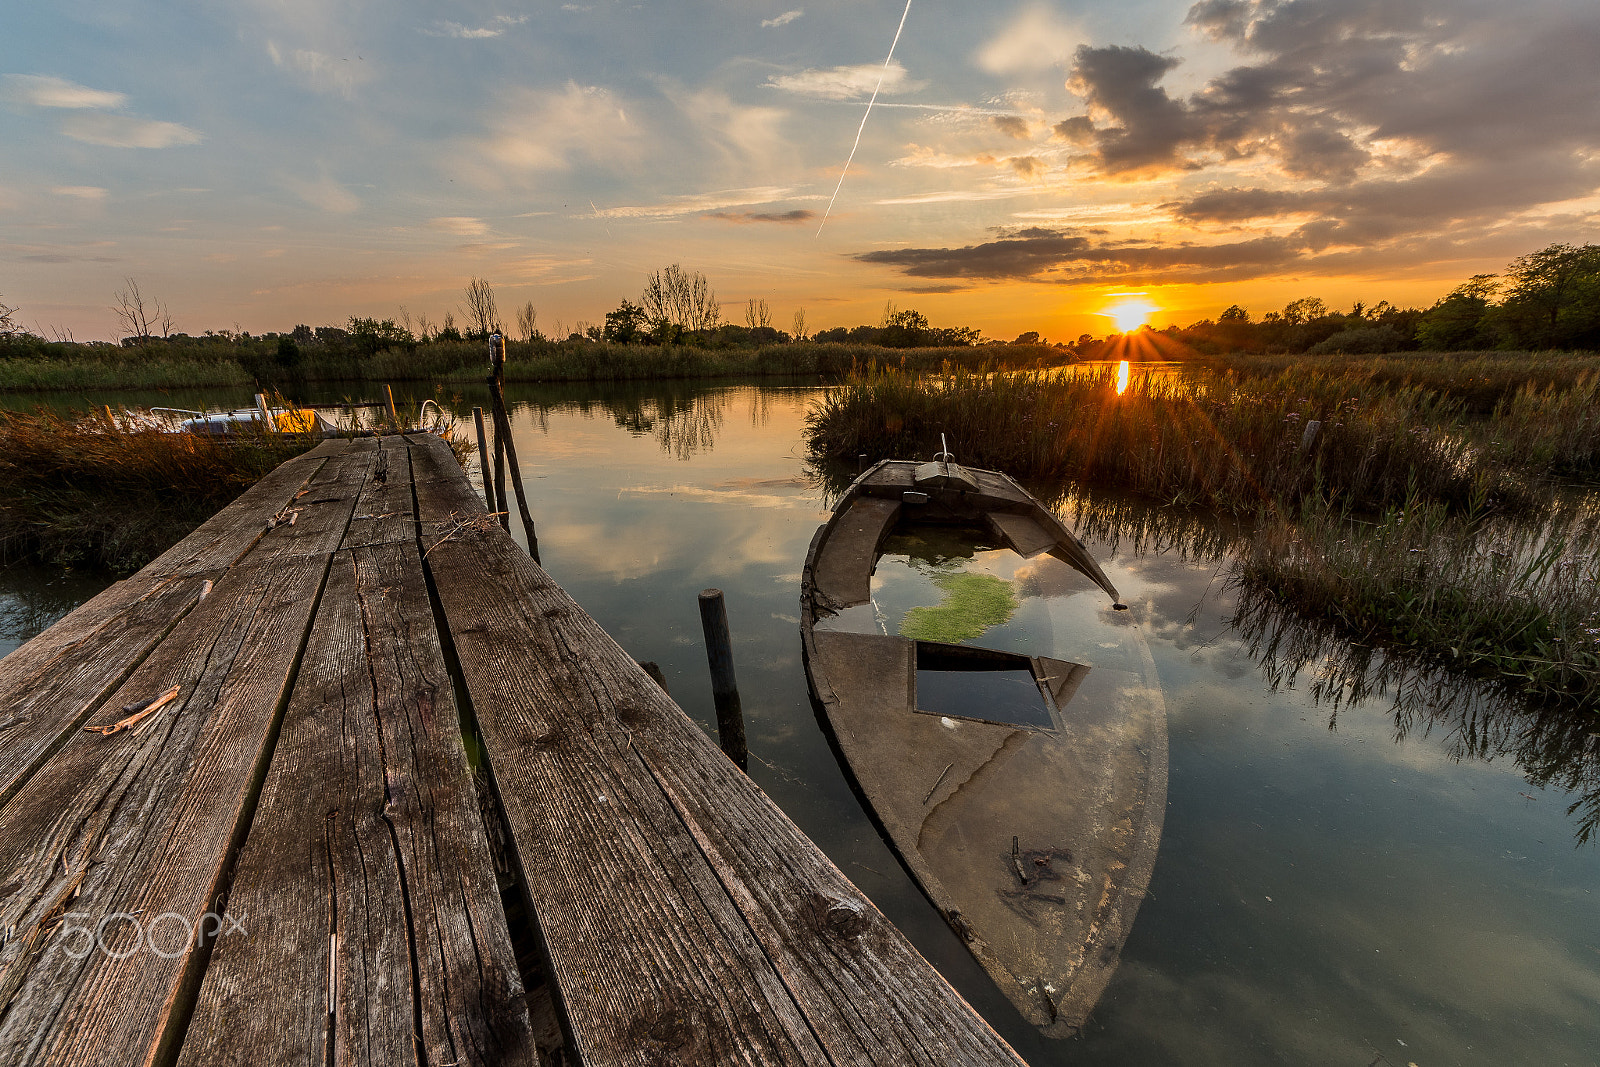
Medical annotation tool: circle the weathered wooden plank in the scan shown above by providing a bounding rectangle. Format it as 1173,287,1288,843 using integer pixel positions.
0,575,203,808
0,444,373,1067
179,538,537,1067
340,436,417,550
0,443,351,809
411,438,826,1067
409,435,1026,1067
141,437,348,579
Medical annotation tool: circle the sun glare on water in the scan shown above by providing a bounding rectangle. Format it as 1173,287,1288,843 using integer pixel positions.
1103,293,1159,333
1116,360,1130,395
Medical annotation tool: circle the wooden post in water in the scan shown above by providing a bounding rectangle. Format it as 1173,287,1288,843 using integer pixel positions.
386,384,401,430
472,407,493,509
487,334,541,563
697,589,748,771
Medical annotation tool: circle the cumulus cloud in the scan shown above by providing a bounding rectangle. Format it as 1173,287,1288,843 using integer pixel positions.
2,74,125,109
423,15,528,39
976,5,1086,73
762,10,803,28
992,114,1033,140
1006,156,1047,179
766,61,911,99
60,114,203,148
483,82,641,172
1050,0,1600,189
703,209,816,223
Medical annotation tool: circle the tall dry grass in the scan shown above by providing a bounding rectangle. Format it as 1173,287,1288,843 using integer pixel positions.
805,363,1526,516
0,409,318,572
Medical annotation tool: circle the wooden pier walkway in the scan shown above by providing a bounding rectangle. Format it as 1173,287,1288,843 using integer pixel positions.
0,434,1027,1066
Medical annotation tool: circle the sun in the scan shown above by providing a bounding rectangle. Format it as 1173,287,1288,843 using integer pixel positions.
1101,293,1159,333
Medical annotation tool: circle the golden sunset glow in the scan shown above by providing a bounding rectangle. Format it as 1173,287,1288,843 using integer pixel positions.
1116,359,1130,395
1102,295,1159,334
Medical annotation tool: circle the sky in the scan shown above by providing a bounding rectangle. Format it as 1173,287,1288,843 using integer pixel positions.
3,0,1599,343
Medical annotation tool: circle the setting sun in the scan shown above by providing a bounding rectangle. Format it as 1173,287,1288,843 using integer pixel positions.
1102,294,1160,333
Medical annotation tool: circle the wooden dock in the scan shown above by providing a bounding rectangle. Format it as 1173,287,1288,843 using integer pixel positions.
0,434,1027,1066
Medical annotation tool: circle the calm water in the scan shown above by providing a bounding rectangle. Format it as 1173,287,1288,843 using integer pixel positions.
4,380,1596,1065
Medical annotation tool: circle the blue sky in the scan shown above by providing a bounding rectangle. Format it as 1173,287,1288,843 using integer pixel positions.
4,0,1598,341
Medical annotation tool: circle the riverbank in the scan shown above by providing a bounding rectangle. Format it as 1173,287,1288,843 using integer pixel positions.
0,338,1067,393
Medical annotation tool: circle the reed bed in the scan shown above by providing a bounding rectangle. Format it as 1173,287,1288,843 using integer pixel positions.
1201,350,1600,413
1233,493,1600,711
805,363,1525,516
0,409,318,572
0,357,251,392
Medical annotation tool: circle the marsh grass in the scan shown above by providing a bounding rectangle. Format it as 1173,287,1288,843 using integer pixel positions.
1231,573,1600,842
0,409,319,573
1234,493,1600,710
0,357,251,392
805,363,1525,516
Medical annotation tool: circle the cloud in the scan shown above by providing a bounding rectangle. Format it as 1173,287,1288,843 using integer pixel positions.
429,216,488,236
1005,155,1047,179
265,41,375,98
1064,44,1193,175
284,172,361,213
992,114,1033,140
423,15,529,39
591,186,814,219
60,114,203,148
766,61,911,100
762,10,803,28
855,225,1300,283
2,75,125,110
483,82,641,172
976,5,1086,73
51,186,108,200
703,209,816,224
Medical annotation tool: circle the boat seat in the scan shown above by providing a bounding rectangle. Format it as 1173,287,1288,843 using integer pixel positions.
812,496,901,609
985,511,1061,559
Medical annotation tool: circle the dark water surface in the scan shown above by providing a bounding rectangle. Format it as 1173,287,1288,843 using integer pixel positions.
3,380,1595,1066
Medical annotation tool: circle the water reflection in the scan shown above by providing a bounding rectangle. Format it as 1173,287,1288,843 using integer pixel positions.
1232,582,1600,844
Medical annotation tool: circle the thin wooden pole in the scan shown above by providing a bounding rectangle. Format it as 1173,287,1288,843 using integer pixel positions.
385,383,401,429
488,335,540,563
492,430,509,530
697,589,748,771
472,407,493,509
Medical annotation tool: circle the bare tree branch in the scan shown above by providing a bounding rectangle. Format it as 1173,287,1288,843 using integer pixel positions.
462,276,500,338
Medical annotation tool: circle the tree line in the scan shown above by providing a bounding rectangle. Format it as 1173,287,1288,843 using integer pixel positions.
2,242,1596,366
1136,242,1600,357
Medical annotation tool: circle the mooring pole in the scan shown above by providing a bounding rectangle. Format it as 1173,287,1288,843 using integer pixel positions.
697,589,748,771
487,333,541,563
472,406,493,509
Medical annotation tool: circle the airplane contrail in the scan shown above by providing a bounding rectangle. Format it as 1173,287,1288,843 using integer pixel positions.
816,0,914,237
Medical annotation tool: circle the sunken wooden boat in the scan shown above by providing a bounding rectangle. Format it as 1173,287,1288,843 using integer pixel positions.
800,453,1167,1038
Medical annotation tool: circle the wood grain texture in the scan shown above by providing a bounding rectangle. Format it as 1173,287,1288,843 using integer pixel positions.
141,438,346,579
0,575,203,808
0,442,372,1067
180,533,536,1067
0,443,350,809
409,434,1025,1067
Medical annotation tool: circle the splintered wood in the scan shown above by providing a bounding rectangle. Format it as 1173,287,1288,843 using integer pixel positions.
0,431,1025,1067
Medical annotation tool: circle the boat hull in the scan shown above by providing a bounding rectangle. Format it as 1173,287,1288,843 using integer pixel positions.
800,460,1167,1036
